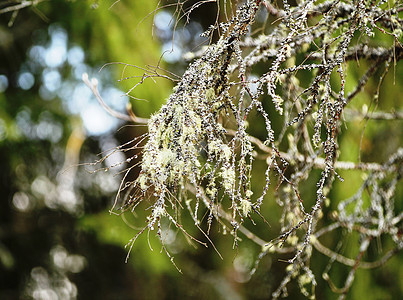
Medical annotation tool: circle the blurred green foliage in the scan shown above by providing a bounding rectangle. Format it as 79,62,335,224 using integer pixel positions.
0,1,402,299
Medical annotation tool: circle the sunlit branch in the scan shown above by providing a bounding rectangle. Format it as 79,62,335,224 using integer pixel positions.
82,72,148,124
0,0,47,14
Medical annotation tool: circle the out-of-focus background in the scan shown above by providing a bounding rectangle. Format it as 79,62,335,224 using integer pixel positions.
0,1,402,299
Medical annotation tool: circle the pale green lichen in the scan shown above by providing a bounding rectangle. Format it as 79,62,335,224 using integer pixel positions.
121,0,263,267
287,235,299,246
221,144,232,162
206,186,217,198
221,167,236,191
153,206,166,218
156,148,175,168
245,190,253,198
239,199,252,217
298,273,312,286
137,173,148,191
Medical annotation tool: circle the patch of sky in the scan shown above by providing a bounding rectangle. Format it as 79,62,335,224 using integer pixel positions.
0,74,9,92
72,63,89,80
154,10,205,64
15,108,63,143
162,42,182,63
17,72,35,90
99,136,126,171
80,103,117,136
26,246,84,299
42,69,61,92
67,46,85,66
36,111,63,143
67,83,92,114
17,16,205,136
154,11,174,31
39,85,56,101
12,25,130,217
44,25,68,68
21,24,128,136
102,87,128,111
28,45,47,68
16,108,34,138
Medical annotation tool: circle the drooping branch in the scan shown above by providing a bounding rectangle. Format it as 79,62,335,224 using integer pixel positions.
87,0,402,298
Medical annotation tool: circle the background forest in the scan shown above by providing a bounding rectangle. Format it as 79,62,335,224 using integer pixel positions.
0,0,402,299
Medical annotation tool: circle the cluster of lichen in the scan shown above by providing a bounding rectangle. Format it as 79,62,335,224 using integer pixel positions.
137,44,240,230
139,56,217,189
130,1,264,233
